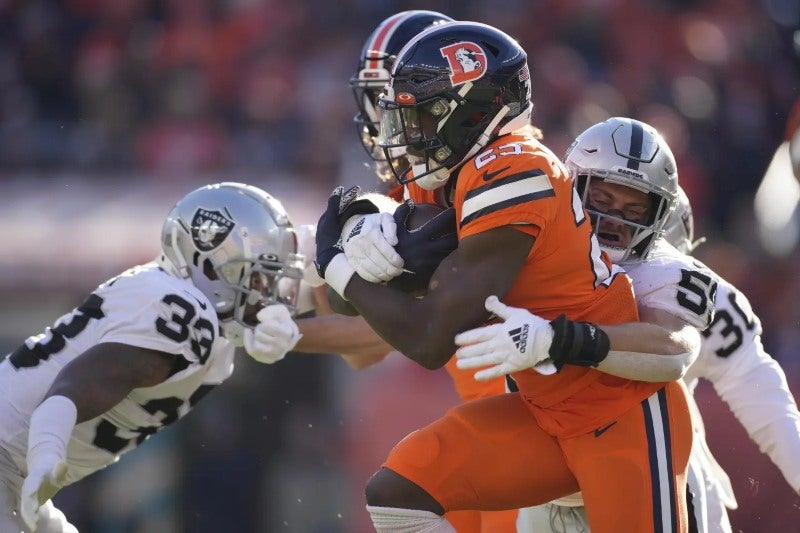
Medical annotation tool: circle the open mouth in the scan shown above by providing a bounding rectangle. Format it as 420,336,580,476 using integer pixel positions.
597,231,625,246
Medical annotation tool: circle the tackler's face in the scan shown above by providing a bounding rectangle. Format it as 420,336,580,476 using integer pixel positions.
587,179,653,251
240,268,301,326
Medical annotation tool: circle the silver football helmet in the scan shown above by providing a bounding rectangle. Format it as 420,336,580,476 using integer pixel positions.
159,182,304,345
662,185,699,254
565,117,679,263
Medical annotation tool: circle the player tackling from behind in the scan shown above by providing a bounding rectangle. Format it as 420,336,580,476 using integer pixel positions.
456,119,800,532
478,184,800,533
0,182,306,532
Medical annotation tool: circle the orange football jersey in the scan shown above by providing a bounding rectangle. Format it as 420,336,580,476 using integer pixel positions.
410,129,665,438
397,180,508,401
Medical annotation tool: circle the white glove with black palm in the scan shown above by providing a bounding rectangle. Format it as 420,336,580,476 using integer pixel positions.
342,212,404,283
455,296,557,380
243,305,302,364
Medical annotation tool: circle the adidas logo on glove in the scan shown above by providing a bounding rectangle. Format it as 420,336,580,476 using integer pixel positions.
509,324,529,352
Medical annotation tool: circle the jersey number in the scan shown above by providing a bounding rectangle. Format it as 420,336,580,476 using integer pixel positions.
92,397,185,454
8,294,105,369
676,269,717,318
701,289,756,358
155,294,215,364
569,188,613,288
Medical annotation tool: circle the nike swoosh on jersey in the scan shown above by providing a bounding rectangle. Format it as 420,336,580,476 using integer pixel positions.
482,165,511,181
188,293,208,310
594,420,617,437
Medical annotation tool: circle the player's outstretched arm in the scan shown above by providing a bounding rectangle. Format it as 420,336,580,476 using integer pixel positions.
315,186,534,370
456,297,699,382
592,306,700,382
295,314,393,370
45,342,176,423
22,343,175,530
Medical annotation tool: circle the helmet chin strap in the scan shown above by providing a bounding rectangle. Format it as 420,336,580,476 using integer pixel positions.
464,105,511,161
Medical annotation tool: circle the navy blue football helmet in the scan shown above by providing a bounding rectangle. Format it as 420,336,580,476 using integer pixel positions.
377,21,532,190
350,10,453,166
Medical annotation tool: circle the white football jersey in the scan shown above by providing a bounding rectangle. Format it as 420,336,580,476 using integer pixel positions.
623,239,718,331
684,272,800,496
0,263,235,487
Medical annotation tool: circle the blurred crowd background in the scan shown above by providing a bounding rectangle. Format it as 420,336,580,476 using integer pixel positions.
1,0,799,531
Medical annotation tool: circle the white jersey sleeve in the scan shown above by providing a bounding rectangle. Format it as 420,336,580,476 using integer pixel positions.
685,278,800,494
0,263,235,488
624,240,718,330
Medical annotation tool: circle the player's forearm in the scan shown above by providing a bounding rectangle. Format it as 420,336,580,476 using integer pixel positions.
595,322,700,382
46,343,175,423
345,276,458,369
294,315,393,369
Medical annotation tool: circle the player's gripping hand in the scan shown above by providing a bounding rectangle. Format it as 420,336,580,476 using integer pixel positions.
314,186,362,298
342,212,404,283
243,305,302,364
21,453,67,531
455,296,556,380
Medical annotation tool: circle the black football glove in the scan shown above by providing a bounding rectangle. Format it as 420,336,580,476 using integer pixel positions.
388,201,458,294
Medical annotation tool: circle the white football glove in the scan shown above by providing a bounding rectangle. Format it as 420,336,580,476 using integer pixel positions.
20,453,67,531
295,224,326,288
455,295,557,381
342,212,404,283
243,305,302,364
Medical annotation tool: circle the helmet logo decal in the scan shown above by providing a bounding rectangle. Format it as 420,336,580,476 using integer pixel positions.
440,42,486,86
192,208,235,251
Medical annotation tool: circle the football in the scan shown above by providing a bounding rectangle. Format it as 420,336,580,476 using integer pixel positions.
402,202,448,230
387,202,457,295
326,202,457,313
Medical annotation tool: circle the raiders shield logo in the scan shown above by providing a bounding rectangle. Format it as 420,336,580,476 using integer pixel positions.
191,208,235,251
440,41,487,86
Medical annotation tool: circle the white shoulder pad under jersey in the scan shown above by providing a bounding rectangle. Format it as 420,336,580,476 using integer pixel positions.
0,263,235,484
623,239,718,330
683,275,800,493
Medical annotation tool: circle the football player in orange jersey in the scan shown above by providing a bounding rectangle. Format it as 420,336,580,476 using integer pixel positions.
345,10,520,533
283,10,458,372
314,22,696,533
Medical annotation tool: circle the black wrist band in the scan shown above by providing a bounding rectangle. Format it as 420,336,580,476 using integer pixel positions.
548,314,611,372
